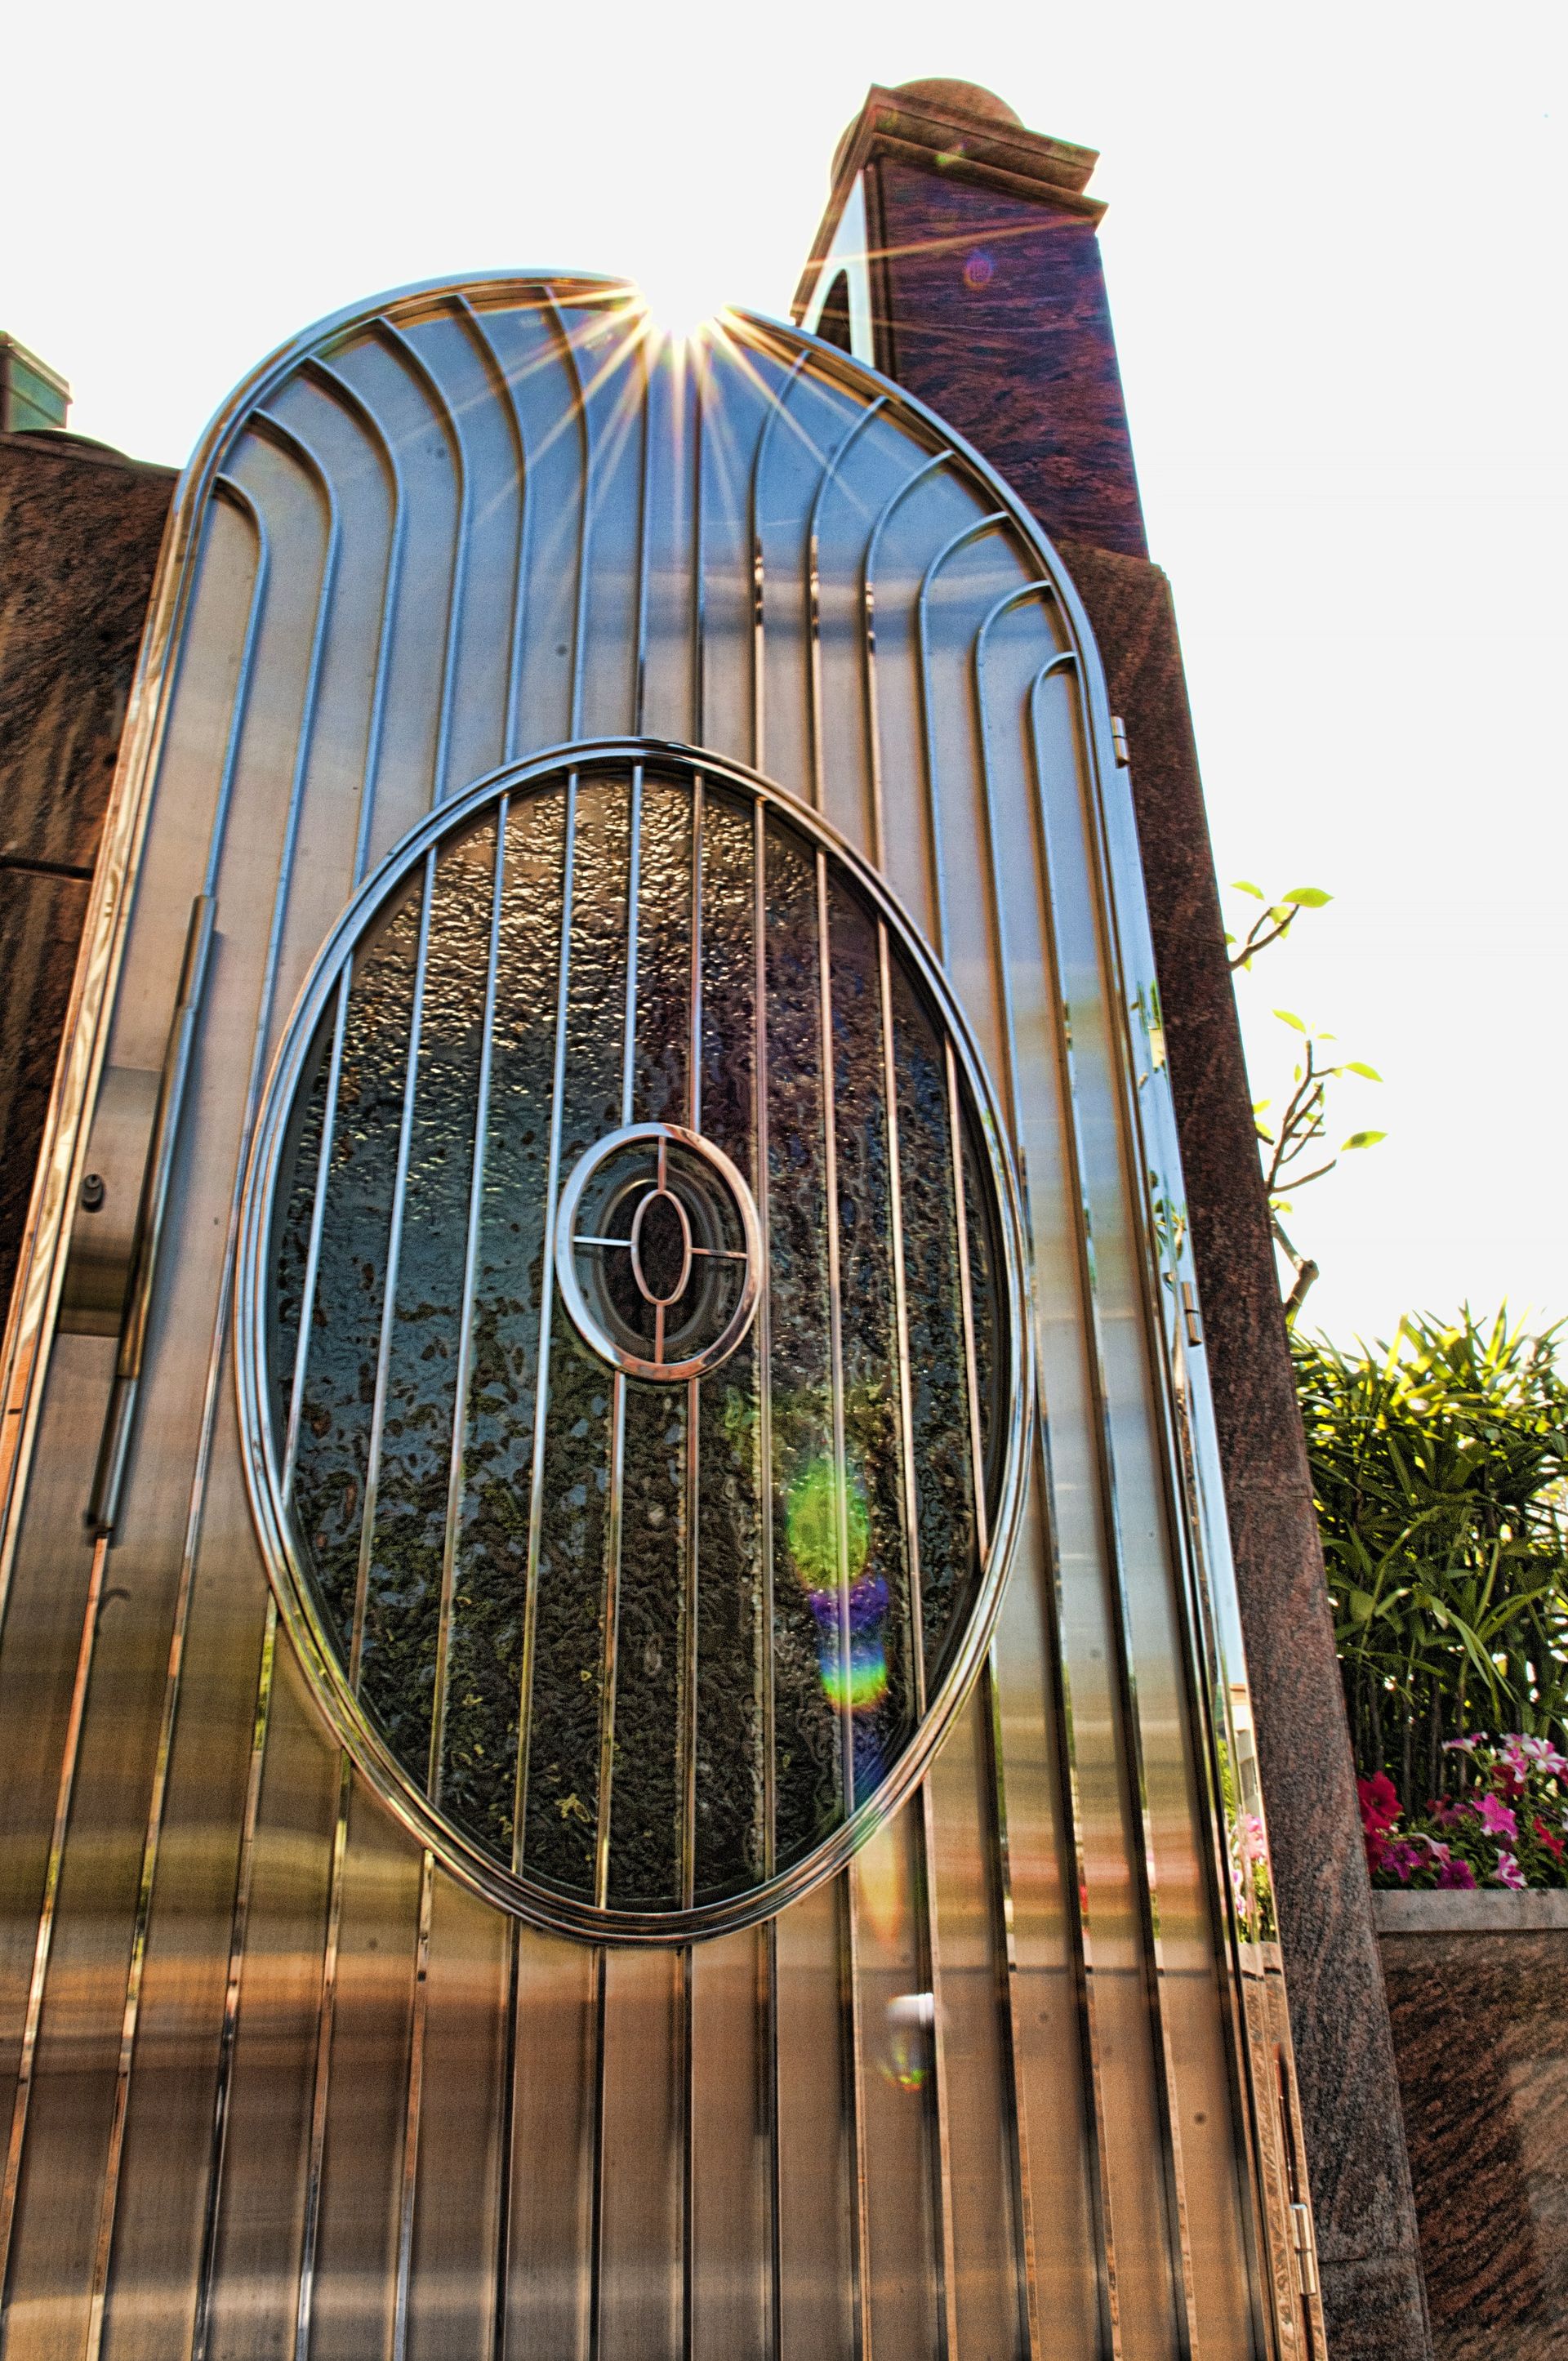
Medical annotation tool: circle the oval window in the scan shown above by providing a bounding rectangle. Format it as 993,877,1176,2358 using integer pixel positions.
240,745,1028,1940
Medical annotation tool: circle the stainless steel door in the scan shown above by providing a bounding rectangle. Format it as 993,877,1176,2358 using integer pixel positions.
0,278,1315,2359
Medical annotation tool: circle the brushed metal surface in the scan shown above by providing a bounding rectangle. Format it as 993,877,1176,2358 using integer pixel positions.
0,277,1316,2356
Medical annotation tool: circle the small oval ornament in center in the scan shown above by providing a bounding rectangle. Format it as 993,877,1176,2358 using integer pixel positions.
630,1187,693,1306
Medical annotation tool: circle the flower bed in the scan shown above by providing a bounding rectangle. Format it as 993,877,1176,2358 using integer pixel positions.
1359,1732,1568,1891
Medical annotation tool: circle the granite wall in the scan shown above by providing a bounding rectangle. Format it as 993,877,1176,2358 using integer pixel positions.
1380,1904,1568,2358
0,433,175,1323
869,157,1147,559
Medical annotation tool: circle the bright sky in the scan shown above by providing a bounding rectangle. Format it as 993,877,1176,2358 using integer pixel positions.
8,0,1564,1348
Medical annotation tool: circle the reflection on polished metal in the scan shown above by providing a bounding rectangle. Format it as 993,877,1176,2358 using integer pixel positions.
0,271,1315,2356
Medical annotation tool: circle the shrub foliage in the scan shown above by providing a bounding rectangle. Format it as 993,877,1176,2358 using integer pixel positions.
1295,1309,1568,1815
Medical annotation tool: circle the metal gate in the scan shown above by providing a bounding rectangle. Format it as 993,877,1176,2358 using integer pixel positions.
0,277,1312,2359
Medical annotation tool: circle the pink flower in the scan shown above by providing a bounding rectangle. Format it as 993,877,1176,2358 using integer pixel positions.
1475,1793,1519,1842
1535,1817,1566,1862
1428,1796,1466,1829
1234,1813,1267,1865
1357,1774,1401,1836
1508,1734,1568,1779
1382,1838,1428,1885
1446,1735,1486,1756
1494,1851,1526,1891
1437,1855,1477,1890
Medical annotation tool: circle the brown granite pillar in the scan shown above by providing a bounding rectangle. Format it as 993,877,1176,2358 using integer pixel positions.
0,432,176,1325
797,82,1432,2359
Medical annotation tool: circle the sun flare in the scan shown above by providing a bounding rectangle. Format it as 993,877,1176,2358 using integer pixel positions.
633,264,724,345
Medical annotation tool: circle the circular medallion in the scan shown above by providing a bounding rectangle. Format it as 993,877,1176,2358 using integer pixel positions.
555,1124,761,1382
238,742,1031,1943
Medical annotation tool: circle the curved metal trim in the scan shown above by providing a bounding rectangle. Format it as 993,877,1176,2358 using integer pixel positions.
235,736,1034,1947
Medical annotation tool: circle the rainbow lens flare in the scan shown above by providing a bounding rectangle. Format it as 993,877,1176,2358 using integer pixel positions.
785,1455,890,1717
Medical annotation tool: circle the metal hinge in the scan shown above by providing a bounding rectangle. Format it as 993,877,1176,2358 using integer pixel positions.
1110,714,1131,767
1290,2201,1320,2299
1180,1281,1202,1347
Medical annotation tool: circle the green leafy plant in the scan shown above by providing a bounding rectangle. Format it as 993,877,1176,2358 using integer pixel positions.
1296,1308,1568,1817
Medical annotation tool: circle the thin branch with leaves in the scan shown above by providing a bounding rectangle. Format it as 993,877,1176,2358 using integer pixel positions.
1224,879,1387,1320
1254,1011,1384,1317
1226,880,1331,971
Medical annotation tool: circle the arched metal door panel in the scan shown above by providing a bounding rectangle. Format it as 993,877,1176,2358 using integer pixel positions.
0,279,1310,2360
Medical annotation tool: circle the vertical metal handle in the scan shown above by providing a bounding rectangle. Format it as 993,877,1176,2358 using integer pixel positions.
87,894,217,1535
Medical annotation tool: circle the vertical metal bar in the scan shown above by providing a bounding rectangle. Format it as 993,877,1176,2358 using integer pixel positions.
875,920,925,1710
752,807,776,1885
310,827,437,2361
298,354,408,882
633,344,653,734
293,1756,354,2361
1045,647,1267,2350
959,591,1080,2361
543,296,594,742
490,1921,521,2361
813,849,855,1820
859,454,951,872
586,760,645,2357
496,300,581,2361
390,1850,436,2361
689,357,706,745
688,774,704,1136
428,800,509,1800
952,1012,1047,2336
0,1534,109,2296
241,394,402,2361
913,515,1005,966
678,1431,699,1878
452,298,532,764
682,773,704,1896
373,321,471,806
192,1597,278,2361
595,1384,627,1916
1027,656,1192,2352
590,764,643,1915
1010,656,1119,2361
587,1949,608,2361
513,768,580,1864
681,1944,696,2361
678,773,705,2359
840,1877,871,2361
85,413,341,2352
622,767,644,1130
813,846,871,2358
747,352,809,772
945,1043,990,1555
805,400,884,815
874,917,959,2361
349,849,438,1686
469,310,535,2351
751,801,782,2361
969,626,1092,2360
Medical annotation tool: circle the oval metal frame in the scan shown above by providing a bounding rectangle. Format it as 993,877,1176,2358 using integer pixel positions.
237,737,1034,1945
555,1121,763,1383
